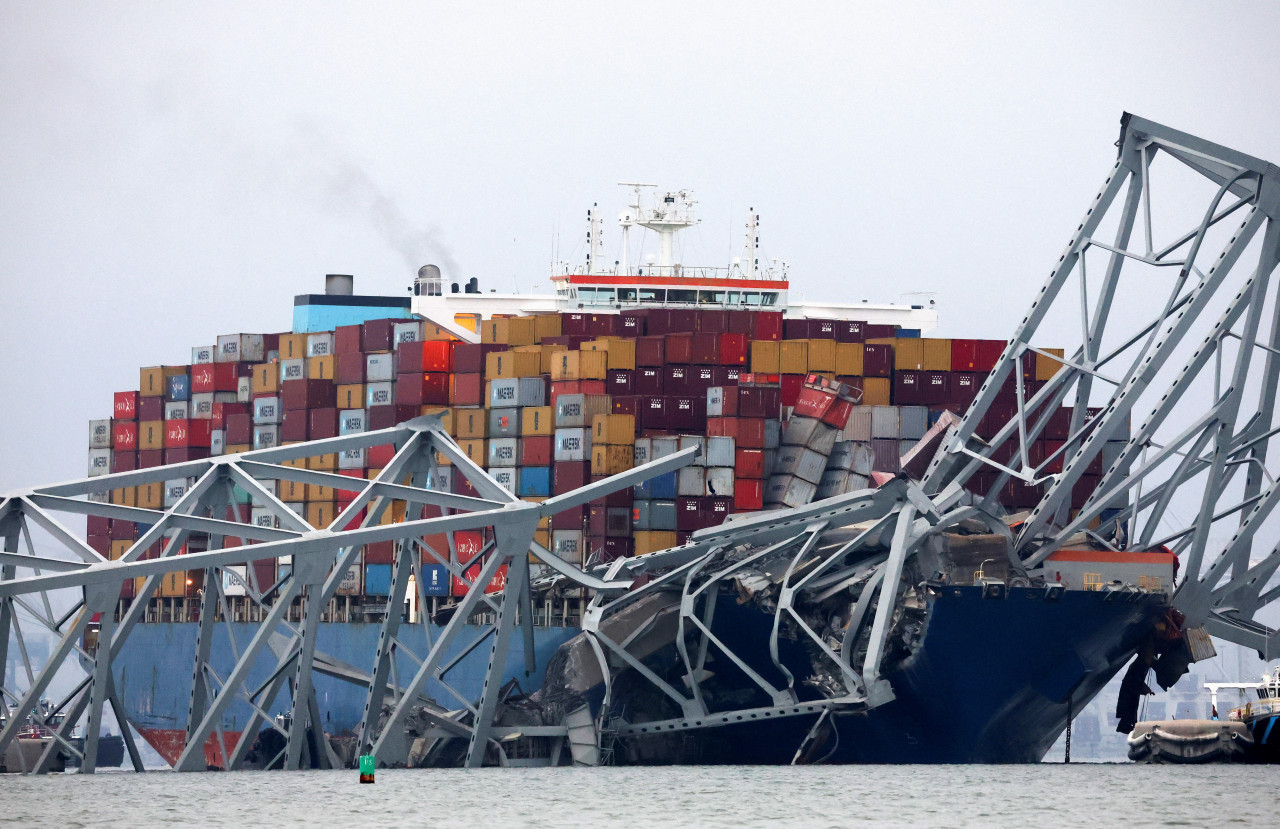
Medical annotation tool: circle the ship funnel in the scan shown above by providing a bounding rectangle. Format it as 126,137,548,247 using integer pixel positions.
415,264,443,297
325,274,354,296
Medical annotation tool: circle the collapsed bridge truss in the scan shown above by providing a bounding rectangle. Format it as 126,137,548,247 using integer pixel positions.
1,113,1278,772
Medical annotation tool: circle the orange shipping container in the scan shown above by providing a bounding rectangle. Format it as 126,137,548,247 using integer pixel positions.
751,341,780,374
305,501,336,528
455,408,488,439
634,531,678,556
109,540,131,560
480,318,510,344
137,481,163,510
486,351,541,378
585,339,637,371
307,453,338,471
139,367,166,397
458,439,487,467
506,317,538,346
279,333,309,360
305,483,335,501
533,313,562,341
1036,348,1066,381
892,338,926,371
139,421,164,450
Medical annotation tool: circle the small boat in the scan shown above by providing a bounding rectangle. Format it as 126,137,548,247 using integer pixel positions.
1127,667,1280,763
1208,667,1280,763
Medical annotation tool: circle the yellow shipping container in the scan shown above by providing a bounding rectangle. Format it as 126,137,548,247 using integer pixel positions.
458,439,487,467
806,339,837,373
110,487,138,507
585,339,637,371
591,444,634,476
892,338,926,371
421,322,458,341
480,318,510,344
336,383,364,410
109,540,131,560
861,377,892,406
306,483,335,502
307,453,338,471
305,501,336,528
419,407,452,433
137,481,163,510
280,477,306,501
139,367,165,397
1036,348,1066,381
225,443,251,454
252,363,279,395
486,350,540,378
521,406,554,436
922,338,952,372
533,313,562,341
635,531,678,556
506,316,538,346
279,333,309,360
534,527,551,551
158,569,189,598
455,408,488,439
548,350,607,380
138,421,164,451
592,413,635,445
835,343,864,376
751,341,781,374
779,341,808,375
307,355,335,381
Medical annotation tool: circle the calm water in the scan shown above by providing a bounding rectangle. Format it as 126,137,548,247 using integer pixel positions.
2,765,1277,828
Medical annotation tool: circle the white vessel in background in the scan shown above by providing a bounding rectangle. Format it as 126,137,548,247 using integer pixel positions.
410,185,939,337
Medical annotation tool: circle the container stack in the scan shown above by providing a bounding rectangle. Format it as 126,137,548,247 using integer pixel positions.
92,303,1108,615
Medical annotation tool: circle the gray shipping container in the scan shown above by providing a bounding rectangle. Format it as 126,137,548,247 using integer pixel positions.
776,445,829,485
191,345,215,365
392,321,422,348
210,430,225,456
305,332,334,358
705,467,735,497
554,428,591,462
488,437,519,467
828,441,856,471
851,442,875,476
651,436,679,460
632,500,653,530
163,479,190,508
366,353,395,383
365,382,394,408
633,437,652,466
898,439,916,460
253,425,280,451
782,416,820,447
764,419,781,450
679,436,707,466
165,401,190,421
489,407,522,438
338,447,365,470
899,406,929,441
339,409,367,434
190,393,214,419
677,467,707,497
490,377,546,408
705,436,735,467
87,448,111,477
88,419,111,449
764,474,817,509
551,531,584,564
555,393,611,428
807,421,840,456
236,377,252,403
706,386,728,416
871,406,900,439
816,469,849,500
218,333,265,363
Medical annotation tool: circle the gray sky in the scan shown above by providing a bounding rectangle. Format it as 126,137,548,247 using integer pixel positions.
3,1,1280,491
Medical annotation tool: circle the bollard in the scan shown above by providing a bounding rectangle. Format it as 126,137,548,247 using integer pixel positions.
359,754,376,784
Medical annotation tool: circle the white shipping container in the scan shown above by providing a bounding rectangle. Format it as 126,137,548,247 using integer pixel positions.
551,531,584,565
776,446,828,485
163,478,190,508
335,563,362,596
210,430,225,456
828,441,856,471
651,436,679,460
253,396,282,425
705,467,735,497
190,393,215,419
678,436,706,467
366,382,394,408
705,436,735,467
899,407,929,441
871,405,900,439
338,447,366,470
251,506,278,529
339,409,367,435
214,391,239,404
392,321,422,348
217,333,265,363
846,407,873,442
706,386,727,416
164,401,190,420
554,428,591,462
222,565,248,597
816,469,849,500
88,419,111,449
87,448,112,477
236,377,252,403
253,425,280,450
279,358,307,382
764,474,817,509
191,345,215,365
677,467,706,497
366,353,395,383
306,332,334,358
488,467,519,494
487,437,519,467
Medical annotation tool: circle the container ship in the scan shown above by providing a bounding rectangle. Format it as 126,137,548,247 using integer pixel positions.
76,185,1180,768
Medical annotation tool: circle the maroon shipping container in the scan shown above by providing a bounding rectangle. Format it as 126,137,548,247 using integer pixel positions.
88,535,110,557
607,369,634,395
809,319,836,340
754,311,783,341
138,449,164,468
365,540,395,565
551,503,586,531
780,375,804,408
451,343,483,374
562,312,590,337
1042,440,1066,474
587,506,607,537
589,314,621,336
309,407,339,440
665,333,693,365
921,371,950,406
451,373,483,406
451,467,480,497
611,396,640,417
667,309,699,333
395,372,450,405
1045,406,1072,441
783,319,809,340
368,404,420,430
109,520,136,541
637,396,668,430
334,352,365,384
726,310,755,335
664,366,690,396
698,309,729,334
520,436,553,466
212,401,250,430
87,515,111,536
361,319,398,353
718,333,749,366
668,396,706,430
225,413,253,445
111,451,138,473
738,385,781,418
588,474,633,508
164,447,210,464
862,343,893,377
281,408,309,442
977,401,1017,441
834,320,865,343
397,340,453,374
951,372,982,410
690,332,720,364
676,497,705,532
705,497,732,527
601,537,633,559
977,340,1005,372
865,324,896,339
618,312,646,336
554,461,591,494
688,367,715,396
635,367,664,396
335,323,363,354
138,396,164,421
281,379,335,410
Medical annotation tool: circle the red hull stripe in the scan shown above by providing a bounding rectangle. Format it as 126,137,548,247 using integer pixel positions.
552,274,789,290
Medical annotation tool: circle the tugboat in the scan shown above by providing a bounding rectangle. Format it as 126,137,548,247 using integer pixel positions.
1127,667,1280,763
1208,667,1280,763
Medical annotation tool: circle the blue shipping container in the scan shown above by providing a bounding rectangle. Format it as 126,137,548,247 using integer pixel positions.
421,564,450,597
166,374,191,401
365,563,392,596
518,466,552,497
635,471,678,500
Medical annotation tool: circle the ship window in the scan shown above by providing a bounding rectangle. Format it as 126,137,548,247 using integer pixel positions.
578,287,616,305
727,291,741,304
667,289,697,304
617,288,638,302
699,290,727,305
743,292,762,306
638,288,665,303
1083,572,1103,592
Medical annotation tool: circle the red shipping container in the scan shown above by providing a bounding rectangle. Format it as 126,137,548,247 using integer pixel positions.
862,344,893,377
453,560,509,596
822,397,855,429
780,374,804,407
365,540,395,564
977,340,1005,372
1045,406,1072,441
395,372,450,406
113,391,139,420
281,409,309,442
164,419,212,448
164,447,210,464
190,363,217,394
665,333,693,365
635,367,664,396
708,416,738,439
713,386,739,416
138,449,163,468
520,436,553,466
214,362,250,392
362,318,398,352
451,343,485,374
698,309,729,334
664,366,690,396
451,373,483,406
396,340,453,373
225,413,253,444
689,332,720,364
309,407,339,440
111,451,138,473
737,418,769,449
718,333,749,366
367,443,396,469
734,479,764,511
834,320,865,343
754,311,783,341
551,503,585,531
607,369,634,396
336,352,366,384
951,339,980,372
793,385,836,419
113,421,138,450
335,323,363,354
138,396,163,421
368,404,420,431
281,379,335,410
735,448,766,478
554,461,591,494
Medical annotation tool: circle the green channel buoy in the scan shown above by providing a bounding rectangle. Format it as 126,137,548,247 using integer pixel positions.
359,754,375,784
